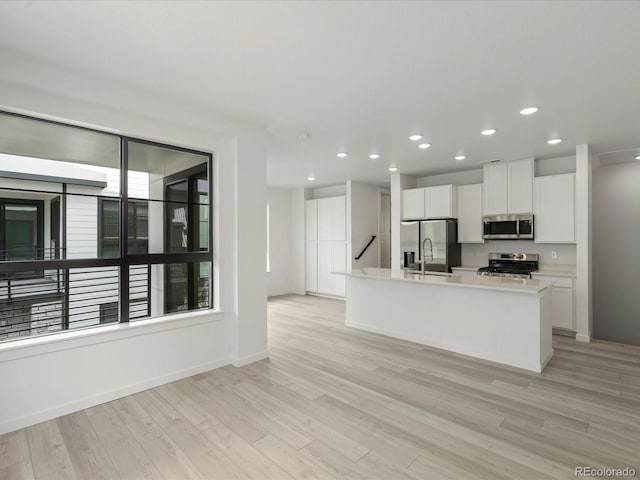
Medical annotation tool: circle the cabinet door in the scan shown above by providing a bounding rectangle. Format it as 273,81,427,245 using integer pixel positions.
317,198,333,241
483,163,508,215
331,241,346,296
305,199,318,241
402,188,425,220
457,184,484,243
534,174,575,243
317,242,333,294
551,287,575,330
331,196,346,241
426,185,457,218
306,241,318,292
507,158,533,213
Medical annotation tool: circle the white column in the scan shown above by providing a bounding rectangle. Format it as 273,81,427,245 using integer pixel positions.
390,173,417,269
575,144,593,342
290,187,308,295
229,130,269,365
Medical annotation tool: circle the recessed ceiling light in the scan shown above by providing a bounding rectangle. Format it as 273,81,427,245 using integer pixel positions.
635,155,640,160
481,129,496,136
455,155,466,161
388,166,398,172
547,138,563,145
307,175,316,181
337,152,348,158
369,153,380,159
409,134,423,141
418,143,431,149
520,107,539,115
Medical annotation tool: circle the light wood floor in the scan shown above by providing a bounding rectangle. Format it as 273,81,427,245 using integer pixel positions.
2,294,640,479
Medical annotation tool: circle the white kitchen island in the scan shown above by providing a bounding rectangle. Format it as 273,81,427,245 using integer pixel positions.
339,268,554,373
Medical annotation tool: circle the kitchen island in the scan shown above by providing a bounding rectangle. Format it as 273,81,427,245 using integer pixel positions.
337,268,554,373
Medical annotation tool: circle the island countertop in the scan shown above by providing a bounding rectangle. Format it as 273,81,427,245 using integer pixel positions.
336,267,553,294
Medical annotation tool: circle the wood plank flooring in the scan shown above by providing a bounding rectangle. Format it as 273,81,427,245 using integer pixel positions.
2,294,640,479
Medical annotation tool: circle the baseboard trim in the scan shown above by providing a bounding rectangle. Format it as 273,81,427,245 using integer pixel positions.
307,292,345,300
540,348,554,370
0,357,229,436
232,350,270,367
575,333,591,343
268,290,293,298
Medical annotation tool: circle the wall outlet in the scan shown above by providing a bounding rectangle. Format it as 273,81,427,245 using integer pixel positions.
551,251,558,259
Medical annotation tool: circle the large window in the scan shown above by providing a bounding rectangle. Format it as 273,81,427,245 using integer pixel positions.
0,111,214,343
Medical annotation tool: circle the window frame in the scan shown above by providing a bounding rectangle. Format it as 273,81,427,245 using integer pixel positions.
0,198,45,276
0,110,215,333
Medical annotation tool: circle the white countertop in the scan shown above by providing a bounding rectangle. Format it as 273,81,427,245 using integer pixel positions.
336,268,553,294
451,265,483,271
532,265,576,277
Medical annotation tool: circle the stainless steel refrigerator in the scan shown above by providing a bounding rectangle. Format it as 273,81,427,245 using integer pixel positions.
401,219,461,272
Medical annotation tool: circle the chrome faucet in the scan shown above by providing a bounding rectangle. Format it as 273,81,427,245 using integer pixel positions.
422,237,433,274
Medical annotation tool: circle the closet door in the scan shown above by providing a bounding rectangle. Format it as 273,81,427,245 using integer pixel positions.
317,242,333,294
317,198,333,241
306,241,318,292
331,241,346,296
331,196,346,241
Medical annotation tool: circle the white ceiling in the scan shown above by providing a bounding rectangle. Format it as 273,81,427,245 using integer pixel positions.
0,1,639,188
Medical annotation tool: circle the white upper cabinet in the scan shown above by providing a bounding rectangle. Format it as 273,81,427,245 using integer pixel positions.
508,158,534,214
426,184,457,218
402,188,425,220
317,197,333,241
331,195,346,241
457,184,484,243
305,199,318,241
402,185,457,220
534,173,576,243
483,163,509,215
483,158,533,215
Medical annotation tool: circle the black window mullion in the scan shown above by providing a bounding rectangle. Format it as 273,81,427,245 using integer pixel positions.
120,138,129,323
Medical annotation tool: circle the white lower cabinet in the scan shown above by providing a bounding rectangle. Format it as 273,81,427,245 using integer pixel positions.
550,286,574,331
532,274,575,331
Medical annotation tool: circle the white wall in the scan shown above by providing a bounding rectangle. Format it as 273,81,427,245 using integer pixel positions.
347,181,380,269
309,184,346,199
416,168,483,187
0,50,268,434
461,242,576,266
290,188,307,295
575,144,593,342
592,160,640,345
267,187,292,297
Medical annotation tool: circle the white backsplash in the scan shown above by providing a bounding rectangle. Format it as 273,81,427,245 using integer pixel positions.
461,241,576,266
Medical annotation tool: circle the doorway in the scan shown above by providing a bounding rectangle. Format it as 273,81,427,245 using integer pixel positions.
379,192,391,268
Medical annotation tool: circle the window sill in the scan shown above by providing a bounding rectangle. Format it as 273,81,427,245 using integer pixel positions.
0,309,224,362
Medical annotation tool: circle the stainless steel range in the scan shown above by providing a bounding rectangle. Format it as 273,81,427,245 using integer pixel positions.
477,253,539,279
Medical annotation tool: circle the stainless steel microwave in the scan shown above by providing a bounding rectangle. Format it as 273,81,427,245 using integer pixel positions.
483,214,534,240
